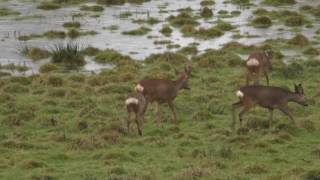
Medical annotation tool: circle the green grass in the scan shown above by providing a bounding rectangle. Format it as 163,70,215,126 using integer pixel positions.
0,46,320,179
0,8,20,16
122,26,151,36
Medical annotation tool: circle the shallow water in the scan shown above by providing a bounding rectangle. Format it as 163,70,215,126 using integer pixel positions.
0,0,319,74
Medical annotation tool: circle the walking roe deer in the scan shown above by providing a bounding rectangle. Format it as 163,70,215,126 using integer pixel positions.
125,92,148,136
246,50,273,86
232,84,308,130
135,65,192,123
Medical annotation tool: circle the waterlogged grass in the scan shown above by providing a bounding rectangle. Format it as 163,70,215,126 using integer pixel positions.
0,46,319,179
122,26,151,36
0,7,20,16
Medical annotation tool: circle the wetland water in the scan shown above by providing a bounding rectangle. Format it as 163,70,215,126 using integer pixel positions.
0,0,319,74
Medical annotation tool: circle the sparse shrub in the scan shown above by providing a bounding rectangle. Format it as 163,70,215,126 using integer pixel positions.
3,83,29,94
63,21,81,29
95,49,134,66
10,76,32,85
288,34,309,46
160,25,173,36
80,5,104,12
69,74,86,82
37,2,61,10
281,62,304,79
168,12,199,27
201,7,213,18
21,46,50,61
47,75,64,86
303,47,319,56
51,42,85,69
244,164,268,174
200,0,215,6
303,169,320,180
252,16,272,28
77,120,88,130
263,0,296,6
215,21,235,31
300,120,316,131
39,63,58,73
285,15,306,27
218,146,233,159
145,52,188,66
122,26,151,35
193,50,242,68
47,88,66,97
0,8,21,16
82,46,101,56
67,29,80,38
192,111,212,121
44,30,66,39
20,160,44,169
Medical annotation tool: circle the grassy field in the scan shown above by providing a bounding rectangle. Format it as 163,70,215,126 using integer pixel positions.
0,44,319,180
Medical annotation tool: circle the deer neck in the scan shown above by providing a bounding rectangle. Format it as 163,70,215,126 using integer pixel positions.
174,76,185,91
287,92,300,103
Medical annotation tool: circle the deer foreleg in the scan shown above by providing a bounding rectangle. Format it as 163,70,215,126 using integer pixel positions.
246,71,251,85
168,101,177,123
239,106,251,128
127,112,132,134
156,103,162,124
264,71,269,86
279,107,295,125
232,101,242,130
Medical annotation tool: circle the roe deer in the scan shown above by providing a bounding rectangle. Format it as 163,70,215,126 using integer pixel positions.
246,50,273,86
125,92,147,136
135,65,192,123
232,84,308,130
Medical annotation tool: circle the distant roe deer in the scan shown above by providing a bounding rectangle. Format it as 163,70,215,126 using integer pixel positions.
232,84,308,130
246,50,273,86
125,92,147,136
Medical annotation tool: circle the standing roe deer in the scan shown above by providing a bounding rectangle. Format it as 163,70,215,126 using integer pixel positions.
232,84,308,130
246,50,273,86
125,92,147,136
135,65,192,123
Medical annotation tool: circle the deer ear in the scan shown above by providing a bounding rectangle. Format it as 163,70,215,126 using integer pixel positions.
185,64,192,75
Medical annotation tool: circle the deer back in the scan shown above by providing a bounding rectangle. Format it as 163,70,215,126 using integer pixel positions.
138,79,177,102
239,85,292,108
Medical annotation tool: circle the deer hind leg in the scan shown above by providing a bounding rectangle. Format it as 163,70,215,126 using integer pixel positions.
232,101,243,130
135,114,143,136
127,111,132,134
168,101,177,123
155,102,163,125
264,71,269,86
279,106,295,125
268,109,273,128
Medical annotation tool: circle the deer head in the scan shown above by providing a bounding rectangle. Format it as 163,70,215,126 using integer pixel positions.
294,84,308,106
175,65,192,90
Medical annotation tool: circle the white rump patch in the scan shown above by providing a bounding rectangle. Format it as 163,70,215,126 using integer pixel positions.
125,97,139,105
135,84,144,92
246,58,260,66
236,90,244,98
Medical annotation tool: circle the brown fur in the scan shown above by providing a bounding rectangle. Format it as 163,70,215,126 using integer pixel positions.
137,65,192,123
245,51,273,86
232,84,308,130
126,92,147,136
